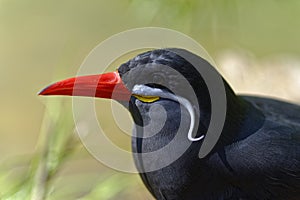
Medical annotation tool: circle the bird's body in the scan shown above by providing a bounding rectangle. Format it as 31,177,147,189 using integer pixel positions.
40,48,300,200
132,95,300,200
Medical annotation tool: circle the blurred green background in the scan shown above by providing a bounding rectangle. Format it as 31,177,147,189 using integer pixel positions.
1,0,300,199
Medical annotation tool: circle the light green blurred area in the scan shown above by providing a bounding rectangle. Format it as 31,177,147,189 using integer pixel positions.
0,0,300,199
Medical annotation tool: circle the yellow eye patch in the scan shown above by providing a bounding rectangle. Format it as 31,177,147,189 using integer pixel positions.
133,94,160,103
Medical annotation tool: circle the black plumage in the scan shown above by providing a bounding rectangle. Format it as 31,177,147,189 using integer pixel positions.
118,49,300,200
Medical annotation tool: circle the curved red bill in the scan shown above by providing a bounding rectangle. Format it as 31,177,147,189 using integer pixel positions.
38,71,131,101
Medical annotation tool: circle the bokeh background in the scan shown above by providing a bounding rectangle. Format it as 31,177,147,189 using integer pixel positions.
1,1,300,199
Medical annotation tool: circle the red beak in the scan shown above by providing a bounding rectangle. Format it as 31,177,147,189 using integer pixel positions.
38,71,131,101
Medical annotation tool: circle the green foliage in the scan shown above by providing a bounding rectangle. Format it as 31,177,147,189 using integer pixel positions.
0,99,143,200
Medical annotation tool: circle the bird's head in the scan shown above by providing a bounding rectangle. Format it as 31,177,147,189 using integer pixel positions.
39,48,229,157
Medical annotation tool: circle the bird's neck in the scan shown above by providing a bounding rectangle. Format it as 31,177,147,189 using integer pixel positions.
213,83,265,150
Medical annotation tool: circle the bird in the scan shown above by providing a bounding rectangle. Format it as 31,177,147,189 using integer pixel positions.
39,48,300,200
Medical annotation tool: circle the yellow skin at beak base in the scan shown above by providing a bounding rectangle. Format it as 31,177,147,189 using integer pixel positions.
132,94,160,103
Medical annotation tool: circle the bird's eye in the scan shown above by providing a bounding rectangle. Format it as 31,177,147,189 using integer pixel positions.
132,94,160,103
